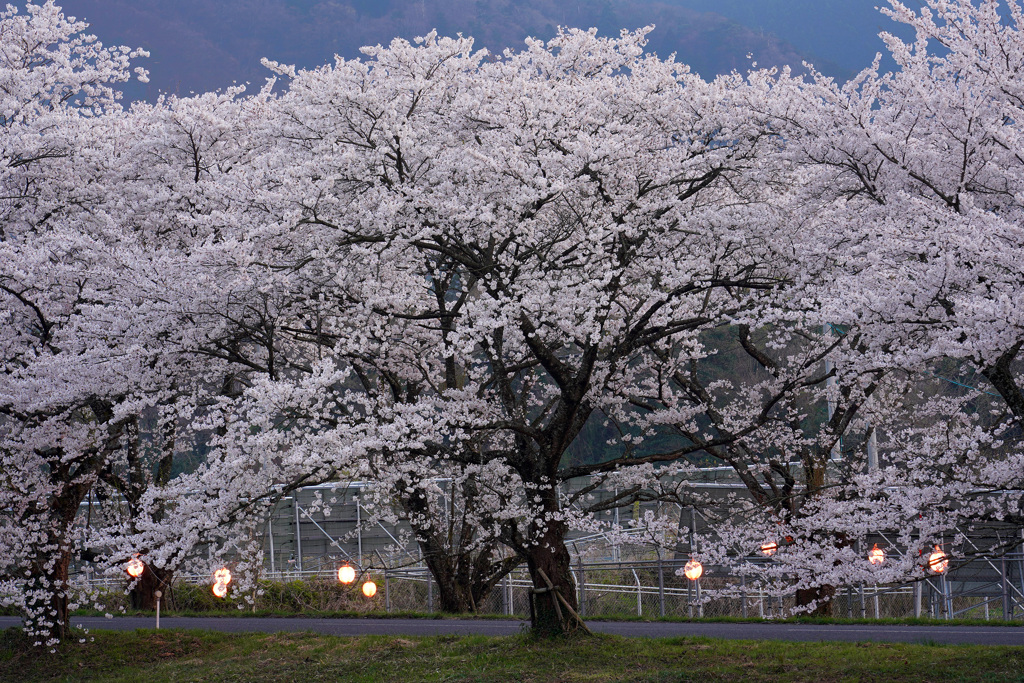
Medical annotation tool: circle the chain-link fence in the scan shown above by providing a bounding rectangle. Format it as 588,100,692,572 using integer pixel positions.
72,482,1024,621
136,550,1024,621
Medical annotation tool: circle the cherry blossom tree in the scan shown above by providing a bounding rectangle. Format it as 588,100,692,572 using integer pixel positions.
0,1,149,643
6,0,1023,642
782,0,1024,423
691,0,1024,610
153,25,826,635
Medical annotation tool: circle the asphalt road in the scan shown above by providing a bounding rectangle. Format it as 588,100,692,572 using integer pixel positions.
2,616,1023,645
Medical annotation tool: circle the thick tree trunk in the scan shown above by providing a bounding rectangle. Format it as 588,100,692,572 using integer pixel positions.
24,551,72,644
130,565,175,611
430,572,485,613
402,475,519,614
981,342,1024,426
417,539,515,613
523,518,580,636
795,584,835,616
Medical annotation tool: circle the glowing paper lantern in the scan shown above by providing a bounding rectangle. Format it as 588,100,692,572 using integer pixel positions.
868,544,886,566
760,541,778,557
683,559,704,581
928,546,949,574
338,565,356,584
125,557,145,578
212,567,232,598
362,581,377,598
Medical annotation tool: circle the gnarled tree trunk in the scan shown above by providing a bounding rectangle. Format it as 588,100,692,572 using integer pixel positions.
795,584,836,616
129,565,175,611
24,550,73,644
523,525,579,636
519,486,582,637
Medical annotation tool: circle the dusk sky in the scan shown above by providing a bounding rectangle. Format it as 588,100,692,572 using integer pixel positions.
53,0,911,98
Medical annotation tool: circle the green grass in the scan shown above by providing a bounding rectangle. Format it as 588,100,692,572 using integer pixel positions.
68,604,1024,628
2,628,1023,682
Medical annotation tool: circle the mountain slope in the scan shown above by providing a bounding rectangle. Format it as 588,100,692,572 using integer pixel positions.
663,0,915,75
56,0,818,98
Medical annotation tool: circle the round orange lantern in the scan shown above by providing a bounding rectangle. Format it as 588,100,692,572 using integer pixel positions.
338,565,356,585
212,567,232,598
125,557,145,578
683,559,704,581
760,541,778,557
361,580,377,598
868,544,886,566
927,546,948,574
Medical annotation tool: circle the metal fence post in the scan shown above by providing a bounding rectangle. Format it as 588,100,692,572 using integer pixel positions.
914,581,922,618
943,574,953,620
687,569,693,618
356,501,362,568
632,568,642,617
1001,556,1010,620
499,573,507,618
293,492,303,573
268,518,275,574
658,557,665,618
1018,535,1024,618
385,568,391,613
577,556,586,618
741,573,748,619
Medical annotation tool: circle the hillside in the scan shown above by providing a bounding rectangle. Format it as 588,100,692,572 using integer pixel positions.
56,0,817,99
663,0,905,75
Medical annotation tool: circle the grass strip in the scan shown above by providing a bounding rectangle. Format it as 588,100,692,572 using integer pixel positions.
66,606,1024,627
2,627,1023,682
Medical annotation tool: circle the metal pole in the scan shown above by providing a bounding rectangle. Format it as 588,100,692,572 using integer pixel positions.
688,573,693,618
268,518,275,574
1018,531,1024,618
1001,556,1010,620
356,501,363,568
943,574,953,620
508,572,515,616
697,579,703,618
613,488,620,563
578,556,586,617
155,590,162,630
866,426,878,472
914,581,922,618
658,557,665,618
632,568,642,617
503,574,510,616
741,573,748,619
293,492,303,573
